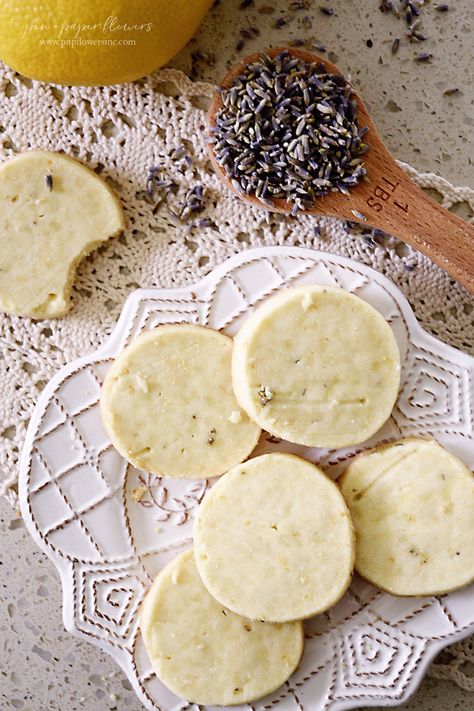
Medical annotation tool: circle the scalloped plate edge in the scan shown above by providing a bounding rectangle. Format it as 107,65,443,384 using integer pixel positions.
18,246,474,711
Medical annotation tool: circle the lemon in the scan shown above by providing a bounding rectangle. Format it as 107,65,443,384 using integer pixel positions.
0,0,211,86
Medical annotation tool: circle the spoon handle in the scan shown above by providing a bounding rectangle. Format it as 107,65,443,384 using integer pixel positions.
358,160,474,292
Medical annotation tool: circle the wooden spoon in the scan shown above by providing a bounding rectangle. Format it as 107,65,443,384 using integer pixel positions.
208,47,474,293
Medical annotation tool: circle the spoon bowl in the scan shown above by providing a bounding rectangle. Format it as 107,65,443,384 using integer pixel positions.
208,47,474,292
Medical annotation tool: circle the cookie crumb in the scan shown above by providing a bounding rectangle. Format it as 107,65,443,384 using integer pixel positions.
301,291,314,311
133,373,148,392
132,486,147,502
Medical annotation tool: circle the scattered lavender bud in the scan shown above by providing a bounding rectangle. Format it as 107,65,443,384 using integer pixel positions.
443,87,460,95
391,37,400,54
179,185,206,221
314,40,327,52
413,30,428,41
289,0,312,9
362,234,378,249
435,3,449,10
319,6,334,16
145,166,178,213
289,38,306,47
415,51,433,62
239,0,254,8
379,0,400,17
45,174,53,191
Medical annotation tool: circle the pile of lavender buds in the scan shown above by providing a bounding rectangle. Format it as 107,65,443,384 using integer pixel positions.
211,51,369,215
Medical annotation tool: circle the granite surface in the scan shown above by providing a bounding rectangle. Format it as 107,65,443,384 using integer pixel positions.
1,0,473,709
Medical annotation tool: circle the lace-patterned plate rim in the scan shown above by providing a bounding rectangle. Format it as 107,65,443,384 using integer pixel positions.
18,247,474,711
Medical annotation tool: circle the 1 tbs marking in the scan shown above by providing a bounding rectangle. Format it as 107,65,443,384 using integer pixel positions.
366,176,408,214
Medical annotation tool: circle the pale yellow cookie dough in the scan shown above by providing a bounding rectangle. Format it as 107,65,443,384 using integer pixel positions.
340,437,474,596
101,324,261,479
0,151,124,318
140,550,304,705
232,285,401,448
194,452,355,622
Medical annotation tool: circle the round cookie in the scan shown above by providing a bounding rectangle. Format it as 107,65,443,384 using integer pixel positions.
232,285,401,448
101,324,261,479
140,550,304,706
194,452,355,622
339,437,474,596
0,151,124,318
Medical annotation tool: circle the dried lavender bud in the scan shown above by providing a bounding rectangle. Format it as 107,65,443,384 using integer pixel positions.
407,20,427,42
314,40,327,52
415,51,432,62
145,166,177,213
211,51,369,213
239,0,254,8
190,49,215,78
191,49,206,63
435,3,449,10
391,37,400,54
45,174,53,191
179,185,206,221
236,38,245,52
413,30,428,41
319,6,334,16
289,0,312,8
379,0,400,17
289,38,306,47
443,87,460,95
361,234,378,248
351,209,367,221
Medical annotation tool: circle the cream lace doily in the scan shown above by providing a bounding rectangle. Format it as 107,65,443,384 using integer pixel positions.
0,63,473,689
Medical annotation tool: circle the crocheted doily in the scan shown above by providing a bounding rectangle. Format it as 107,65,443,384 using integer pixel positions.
0,64,473,688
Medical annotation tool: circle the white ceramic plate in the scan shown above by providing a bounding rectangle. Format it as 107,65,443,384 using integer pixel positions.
19,247,474,711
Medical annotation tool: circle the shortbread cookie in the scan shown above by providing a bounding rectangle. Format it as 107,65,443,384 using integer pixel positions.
101,324,261,478
0,151,124,318
140,550,303,705
340,438,474,596
194,452,354,622
232,285,401,448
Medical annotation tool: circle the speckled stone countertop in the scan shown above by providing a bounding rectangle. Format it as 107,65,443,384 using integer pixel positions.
1,1,473,710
